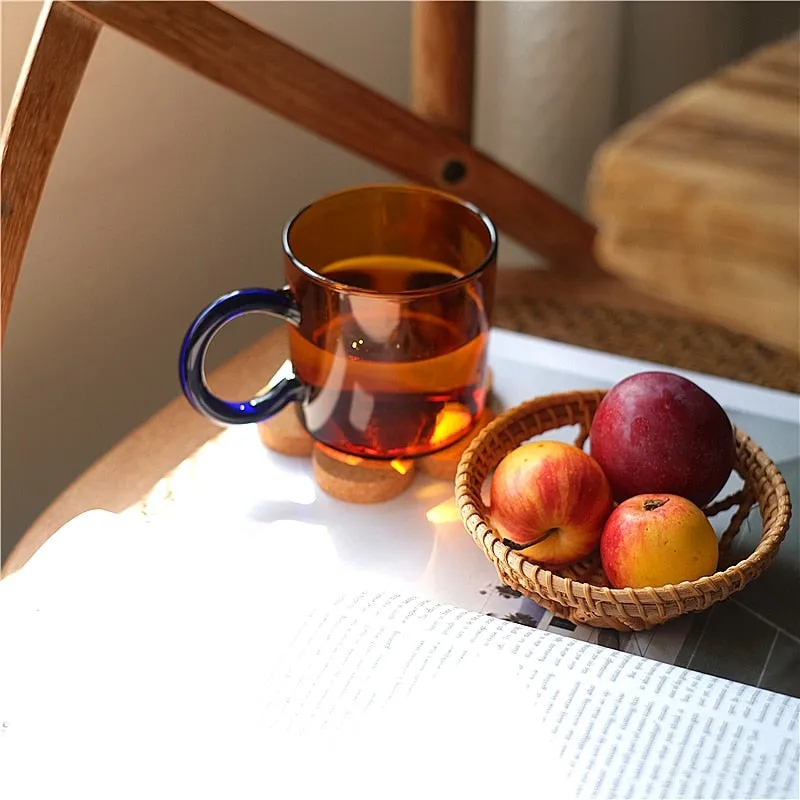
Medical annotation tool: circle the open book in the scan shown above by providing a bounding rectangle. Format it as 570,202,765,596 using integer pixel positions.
1,511,798,800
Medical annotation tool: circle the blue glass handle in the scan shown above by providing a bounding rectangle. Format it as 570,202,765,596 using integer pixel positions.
179,287,306,426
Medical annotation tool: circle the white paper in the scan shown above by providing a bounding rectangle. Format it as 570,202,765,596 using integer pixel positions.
1,512,798,800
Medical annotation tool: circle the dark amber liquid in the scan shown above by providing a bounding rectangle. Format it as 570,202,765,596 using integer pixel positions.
289,255,489,458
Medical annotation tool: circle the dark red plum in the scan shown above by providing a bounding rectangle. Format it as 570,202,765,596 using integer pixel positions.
590,372,735,507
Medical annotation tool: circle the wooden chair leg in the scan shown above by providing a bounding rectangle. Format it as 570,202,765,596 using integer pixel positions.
1,1,101,342
411,1,476,143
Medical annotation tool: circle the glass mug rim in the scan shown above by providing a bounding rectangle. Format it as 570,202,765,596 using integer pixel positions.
282,183,498,299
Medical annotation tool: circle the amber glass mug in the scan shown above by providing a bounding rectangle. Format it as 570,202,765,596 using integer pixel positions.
179,185,497,459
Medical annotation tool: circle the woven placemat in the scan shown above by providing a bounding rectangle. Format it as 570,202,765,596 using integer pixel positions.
494,297,799,394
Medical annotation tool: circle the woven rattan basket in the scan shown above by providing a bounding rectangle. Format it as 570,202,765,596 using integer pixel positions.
455,390,792,632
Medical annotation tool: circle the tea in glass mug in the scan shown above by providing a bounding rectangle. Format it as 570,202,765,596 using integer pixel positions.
180,184,497,459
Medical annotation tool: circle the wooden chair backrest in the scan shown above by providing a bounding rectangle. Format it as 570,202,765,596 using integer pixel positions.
0,0,600,346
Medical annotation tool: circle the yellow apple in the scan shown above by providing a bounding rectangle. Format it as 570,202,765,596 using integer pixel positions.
600,494,719,588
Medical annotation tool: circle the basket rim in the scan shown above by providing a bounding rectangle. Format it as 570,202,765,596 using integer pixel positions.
455,389,793,605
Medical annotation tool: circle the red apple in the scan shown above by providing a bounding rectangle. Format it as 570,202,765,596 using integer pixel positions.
600,494,719,588
489,441,613,567
590,371,735,507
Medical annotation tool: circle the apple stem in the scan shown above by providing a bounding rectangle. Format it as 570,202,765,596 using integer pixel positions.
643,498,668,511
502,527,559,551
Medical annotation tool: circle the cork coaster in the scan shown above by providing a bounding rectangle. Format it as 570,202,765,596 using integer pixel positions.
417,408,497,481
255,364,500,502
312,445,415,504
256,402,314,457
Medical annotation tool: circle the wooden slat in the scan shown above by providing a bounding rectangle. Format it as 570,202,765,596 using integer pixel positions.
411,1,476,142
588,35,800,355
0,2,101,343
67,0,598,274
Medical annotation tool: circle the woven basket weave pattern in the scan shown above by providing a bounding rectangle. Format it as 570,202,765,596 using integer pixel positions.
495,299,800,394
455,391,792,632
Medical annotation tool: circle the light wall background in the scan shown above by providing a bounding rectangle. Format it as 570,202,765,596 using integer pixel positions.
2,1,796,562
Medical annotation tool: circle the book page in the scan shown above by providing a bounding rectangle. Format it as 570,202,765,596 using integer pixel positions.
258,589,799,800
1,513,798,800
